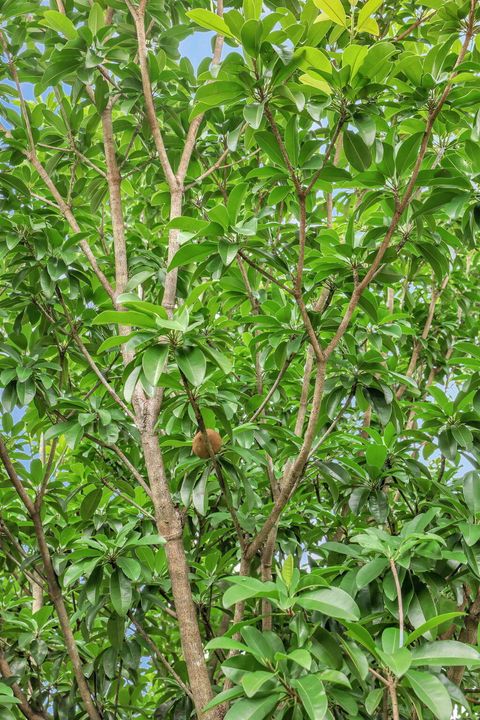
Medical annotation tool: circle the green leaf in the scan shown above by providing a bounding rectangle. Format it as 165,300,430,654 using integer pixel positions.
203,687,244,712
98,334,135,353
176,347,206,386
80,488,102,520
224,695,282,720
243,103,264,130
205,637,250,653
93,311,157,330
357,0,383,33
365,444,388,469
241,671,276,697
342,44,368,79
288,649,312,670
296,587,360,621
63,558,100,587
405,613,465,645
343,131,371,171
107,614,125,650
196,81,245,106
124,365,141,405
293,675,328,720
223,578,277,608
356,557,388,589
359,42,396,79
186,9,235,38
313,0,347,27
168,241,217,269
41,10,78,39
378,647,411,677
281,555,294,588
116,557,142,581
109,569,132,617
365,688,383,715
142,345,169,386
463,471,480,515
411,640,480,667
88,3,105,34
406,670,452,720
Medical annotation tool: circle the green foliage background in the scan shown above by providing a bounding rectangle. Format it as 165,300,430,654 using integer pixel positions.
1,0,480,718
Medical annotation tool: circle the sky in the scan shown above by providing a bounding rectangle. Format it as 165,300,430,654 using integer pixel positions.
180,31,217,69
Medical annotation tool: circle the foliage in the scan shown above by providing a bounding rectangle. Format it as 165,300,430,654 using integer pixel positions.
0,0,480,719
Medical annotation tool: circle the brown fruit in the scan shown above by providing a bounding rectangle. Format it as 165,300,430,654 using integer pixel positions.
192,429,222,459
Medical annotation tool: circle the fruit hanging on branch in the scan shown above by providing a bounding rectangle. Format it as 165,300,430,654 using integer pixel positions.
192,429,222,459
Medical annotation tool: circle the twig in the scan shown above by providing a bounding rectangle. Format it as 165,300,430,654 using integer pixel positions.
392,10,437,42
35,438,59,510
389,557,404,646
85,433,152,498
237,250,295,295
249,354,295,422
245,361,327,559
323,0,476,360
0,650,50,720
100,476,155,520
128,612,194,701
310,386,355,456
56,291,136,423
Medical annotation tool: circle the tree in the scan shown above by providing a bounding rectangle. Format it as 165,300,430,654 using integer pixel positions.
0,0,480,718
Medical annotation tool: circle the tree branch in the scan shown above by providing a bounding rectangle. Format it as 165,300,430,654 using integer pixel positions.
57,291,136,423
324,0,476,359
127,611,194,701
245,361,327,559
127,1,177,190
389,557,404,646
0,650,50,720
0,438,102,720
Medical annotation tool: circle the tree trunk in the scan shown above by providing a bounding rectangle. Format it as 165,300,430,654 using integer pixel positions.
141,430,220,719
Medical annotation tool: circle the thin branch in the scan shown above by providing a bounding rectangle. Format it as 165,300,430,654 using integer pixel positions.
263,102,302,195
100,476,155,520
310,386,355,456
37,142,107,179
34,438,59,510
369,667,390,687
324,0,476,359
387,677,400,720
128,612,194,701
0,650,49,720
0,439,102,720
389,557,404,646
392,10,437,42
85,433,152,498
176,0,225,184
237,250,295,295
56,291,136,422
185,147,229,188
127,0,177,190
396,274,449,399
0,35,114,301
245,361,327,559
101,102,129,297
0,436,35,515
304,115,347,196
249,354,295,422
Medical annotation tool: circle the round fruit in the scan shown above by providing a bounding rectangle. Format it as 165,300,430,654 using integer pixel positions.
192,429,222,459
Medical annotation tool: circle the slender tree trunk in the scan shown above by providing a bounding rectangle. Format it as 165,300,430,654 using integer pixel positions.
0,651,47,720
141,429,220,719
30,513,102,720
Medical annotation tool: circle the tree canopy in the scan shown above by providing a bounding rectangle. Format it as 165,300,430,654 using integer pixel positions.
1,0,480,719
